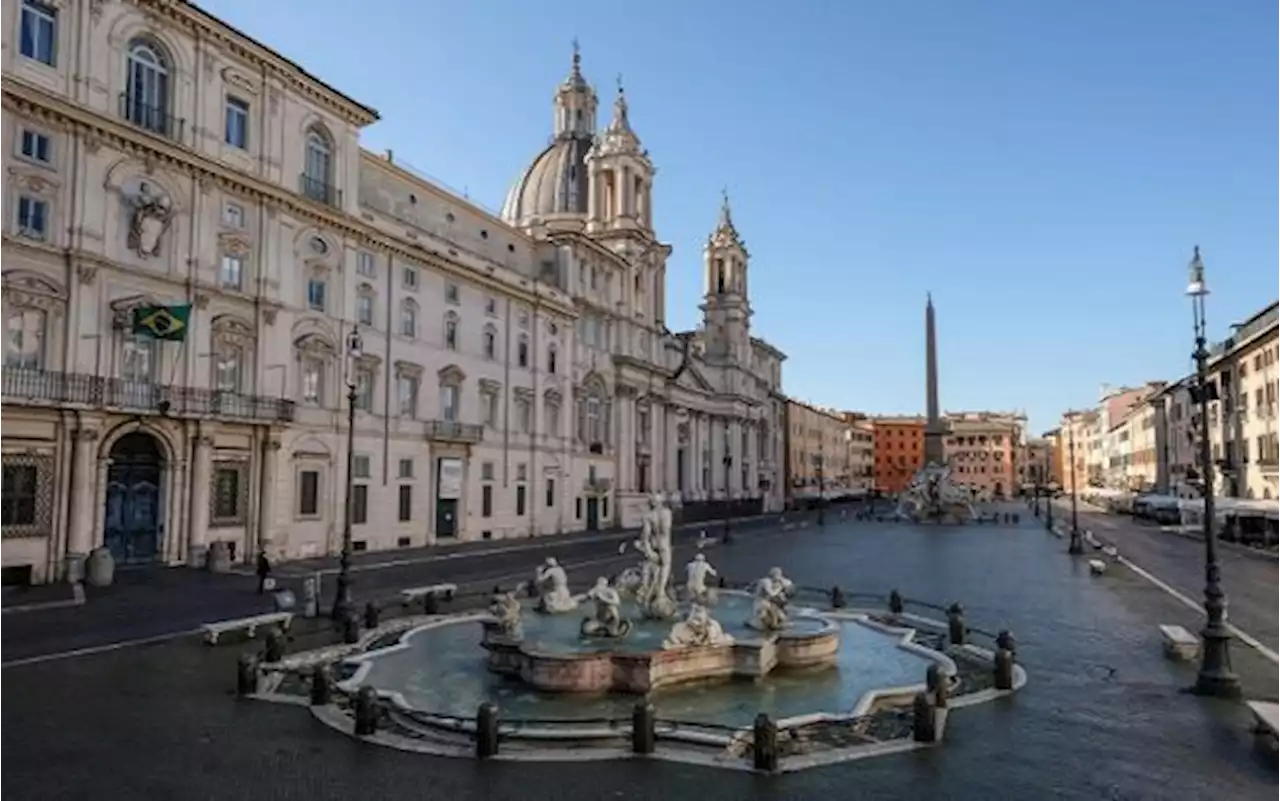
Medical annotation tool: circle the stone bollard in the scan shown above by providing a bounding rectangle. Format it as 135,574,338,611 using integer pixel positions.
912,692,937,743
354,686,380,736
423,592,440,616
752,713,778,773
236,653,260,697
631,701,656,755
947,603,966,646
925,663,949,708
476,702,500,758
994,648,1015,691
263,627,286,663
996,629,1017,658
310,664,332,706
364,601,380,630
342,611,361,644
830,585,846,609
888,589,904,616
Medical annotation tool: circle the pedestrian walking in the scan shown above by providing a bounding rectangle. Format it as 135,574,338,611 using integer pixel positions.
256,550,273,595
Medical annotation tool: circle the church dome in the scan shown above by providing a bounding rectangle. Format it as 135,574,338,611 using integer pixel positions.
499,134,592,225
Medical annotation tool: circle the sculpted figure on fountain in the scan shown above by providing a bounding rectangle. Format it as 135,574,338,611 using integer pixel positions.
488,589,524,639
663,603,735,650
534,557,579,613
747,567,794,632
580,576,633,638
685,553,719,605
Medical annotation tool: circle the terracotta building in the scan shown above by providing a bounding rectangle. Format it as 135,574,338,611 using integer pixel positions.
872,416,925,494
943,411,1025,500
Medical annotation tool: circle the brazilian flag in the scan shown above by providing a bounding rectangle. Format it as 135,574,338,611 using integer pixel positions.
132,304,192,341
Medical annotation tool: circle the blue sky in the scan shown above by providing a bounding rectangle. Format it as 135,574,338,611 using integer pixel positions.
201,0,1276,434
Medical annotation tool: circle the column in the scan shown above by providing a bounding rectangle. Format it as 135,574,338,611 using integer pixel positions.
745,420,757,498
258,436,281,556
619,394,633,491
731,419,744,498
188,435,213,566
65,428,99,582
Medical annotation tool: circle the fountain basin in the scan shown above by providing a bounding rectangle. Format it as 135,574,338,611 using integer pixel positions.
481,592,839,694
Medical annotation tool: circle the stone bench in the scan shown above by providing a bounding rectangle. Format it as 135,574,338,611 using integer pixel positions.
1158,624,1200,661
1249,701,1280,737
400,583,457,606
202,611,293,645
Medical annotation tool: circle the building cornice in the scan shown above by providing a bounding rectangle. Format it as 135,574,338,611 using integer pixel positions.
2,80,576,318
144,0,380,126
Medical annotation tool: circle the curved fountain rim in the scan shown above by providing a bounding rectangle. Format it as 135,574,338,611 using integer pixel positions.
332,605,963,731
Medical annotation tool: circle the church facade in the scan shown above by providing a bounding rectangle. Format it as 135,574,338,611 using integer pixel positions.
0,1,784,585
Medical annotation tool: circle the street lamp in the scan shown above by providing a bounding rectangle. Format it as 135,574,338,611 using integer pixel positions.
722,424,733,544
1067,427,1083,554
331,326,363,622
1185,247,1240,698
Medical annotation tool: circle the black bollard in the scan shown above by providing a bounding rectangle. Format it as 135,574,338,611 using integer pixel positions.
830,585,846,609
888,589,905,616
364,601,380,630
476,702,500,758
925,663,948,708
912,692,937,743
994,648,1015,691
752,713,778,773
947,603,966,647
354,686,379,736
236,652,260,697
996,629,1017,658
423,592,439,615
631,701,656,755
718,575,727,589
310,664,332,706
342,610,361,644
1012,513,1020,524
263,627,286,663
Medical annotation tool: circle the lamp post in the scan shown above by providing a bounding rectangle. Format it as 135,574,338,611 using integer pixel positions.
1067,427,1083,554
331,327,363,622
816,440,826,526
1186,247,1240,698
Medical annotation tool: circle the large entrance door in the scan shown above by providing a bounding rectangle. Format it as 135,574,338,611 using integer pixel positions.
435,457,462,539
103,432,164,565
585,497,600,532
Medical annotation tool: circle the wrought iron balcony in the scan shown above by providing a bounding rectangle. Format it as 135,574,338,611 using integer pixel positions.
2,367,294,423
423,420,484,443
118,93,185,141
299,174,342,207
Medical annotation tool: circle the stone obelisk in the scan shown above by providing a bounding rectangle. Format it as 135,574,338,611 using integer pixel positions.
923,293,945,466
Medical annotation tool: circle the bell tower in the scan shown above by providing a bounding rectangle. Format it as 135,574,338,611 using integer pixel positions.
586,76,655,235
700,190,751,363
553,40,597,140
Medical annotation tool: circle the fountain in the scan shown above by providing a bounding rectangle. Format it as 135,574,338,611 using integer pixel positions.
481,496,840,693
896,463,977,523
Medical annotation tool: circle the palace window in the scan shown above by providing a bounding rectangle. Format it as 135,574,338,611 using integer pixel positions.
19,0,57,66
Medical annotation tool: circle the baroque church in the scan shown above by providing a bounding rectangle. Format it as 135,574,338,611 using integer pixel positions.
498,47,788,528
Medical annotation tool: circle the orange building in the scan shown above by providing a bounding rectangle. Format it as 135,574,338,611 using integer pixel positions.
873,416,925,494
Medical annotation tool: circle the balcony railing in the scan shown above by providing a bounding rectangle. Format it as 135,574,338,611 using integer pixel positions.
583,477,613,494
299,173,342,207
423,420,484,443
3,367,295,423
118,93,185,141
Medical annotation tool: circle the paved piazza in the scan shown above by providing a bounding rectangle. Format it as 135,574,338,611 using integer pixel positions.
3,516,1276,800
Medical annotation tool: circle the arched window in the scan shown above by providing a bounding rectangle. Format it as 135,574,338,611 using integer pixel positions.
482,325,497,361
517,334,529,368
399,299,418,339
547,343,558,375
303,127,333,202
126,40,171,135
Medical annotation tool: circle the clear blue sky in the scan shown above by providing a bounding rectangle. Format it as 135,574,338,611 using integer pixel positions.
202,0,1276,434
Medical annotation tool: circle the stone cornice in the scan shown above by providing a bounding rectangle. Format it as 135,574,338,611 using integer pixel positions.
141,0,379,126
2,80,577,318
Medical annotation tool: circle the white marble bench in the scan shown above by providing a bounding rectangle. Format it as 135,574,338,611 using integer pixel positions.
1158,624,1200,661
202,611,292,645
400,583,457,605
1249,696,1280,737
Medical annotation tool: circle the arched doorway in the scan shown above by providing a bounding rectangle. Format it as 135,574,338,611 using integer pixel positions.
104,432,165,564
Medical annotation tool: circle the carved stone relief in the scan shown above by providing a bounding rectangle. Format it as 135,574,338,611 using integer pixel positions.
124,181,175,259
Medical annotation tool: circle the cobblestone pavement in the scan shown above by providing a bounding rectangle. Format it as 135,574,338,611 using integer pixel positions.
3,518,1276,800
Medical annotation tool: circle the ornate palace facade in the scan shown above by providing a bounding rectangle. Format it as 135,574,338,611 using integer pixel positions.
0,0,784,584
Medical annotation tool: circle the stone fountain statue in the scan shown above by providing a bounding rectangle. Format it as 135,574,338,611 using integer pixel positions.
747,567,795,633
895,463,976,523
684,553,719,606
622,493,678,620
488,588,524,640
579,576,633,638
663,603,734,649
534,557,578,614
